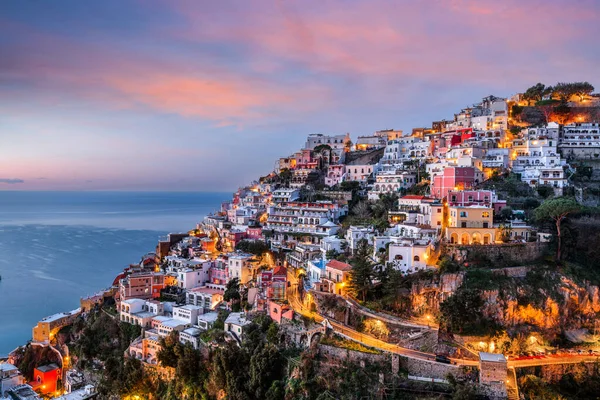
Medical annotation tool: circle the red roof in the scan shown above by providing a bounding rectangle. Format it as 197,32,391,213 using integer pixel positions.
273,265,287,276
326,260,352,272
401,195,427,200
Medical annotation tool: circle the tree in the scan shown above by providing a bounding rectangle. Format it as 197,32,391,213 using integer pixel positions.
278,168,292,187
553,82,577,102
236,240,270,256
224,277,242,311
572,81,594,102
499,206,514,222
552,103,572,124
522,83,547,105
348,239,374,301
534,198,582,261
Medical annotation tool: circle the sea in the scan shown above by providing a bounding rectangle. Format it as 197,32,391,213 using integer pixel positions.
0,191,228,356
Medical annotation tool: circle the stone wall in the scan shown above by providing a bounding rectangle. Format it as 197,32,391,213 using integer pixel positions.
399,355,466,380
318,344,468,381
445,242,548,267
318,344,388,366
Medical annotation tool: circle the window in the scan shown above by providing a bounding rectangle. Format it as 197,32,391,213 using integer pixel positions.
483,222,489,228
460,211,467,217
482,212,490,218
437,208,442,213
461,222,467,228
394,255,403,260
468,196,473,202
451,195,457,202
414,256,420,262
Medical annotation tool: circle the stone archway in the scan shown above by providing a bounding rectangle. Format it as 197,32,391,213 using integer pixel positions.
483,234,491,245
451,233,458,244
472,232,482,244
461,233,470,245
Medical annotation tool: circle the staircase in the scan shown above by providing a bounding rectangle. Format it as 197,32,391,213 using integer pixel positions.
506,367,520,400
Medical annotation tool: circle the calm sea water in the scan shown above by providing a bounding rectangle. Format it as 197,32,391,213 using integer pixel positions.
0,191,227,356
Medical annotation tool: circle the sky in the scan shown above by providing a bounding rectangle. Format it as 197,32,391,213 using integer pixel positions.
1,0,599,191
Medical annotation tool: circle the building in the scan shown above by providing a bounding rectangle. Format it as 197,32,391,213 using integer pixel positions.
4,384,40,400
559,122,600,159
179,327,202,349
344,163,375,182
368,170,417,200
345,226,374,253
54,384,97,400
32,308,81,342
119,299,161,328
155,318,187,338
431,166,482,200
31,364,60,395
127,330,161,364
271,188,300,203
172,305,202,325
265,201,346,244
197,312,220,331
446,205,496,245
227,252,255,284
321,260,351,295
119,272,165,301
186,287,224,311
387,241,431,274
224,313,252,342
510,137,567,194
1,363,25,397
267,300,295,324
479,352,508,396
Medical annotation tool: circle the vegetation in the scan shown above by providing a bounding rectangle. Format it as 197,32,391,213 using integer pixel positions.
534,197,582,261
224,277,242,311
235,239,270,256
319,334,380,354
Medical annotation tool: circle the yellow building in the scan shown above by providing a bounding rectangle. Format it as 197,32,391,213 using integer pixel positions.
32,308,81,342
446,206,496,245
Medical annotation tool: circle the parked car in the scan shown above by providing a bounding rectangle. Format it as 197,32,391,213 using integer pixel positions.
435,355,451,364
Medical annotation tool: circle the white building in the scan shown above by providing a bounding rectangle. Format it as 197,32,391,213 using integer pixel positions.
0,363,24,397
345,163,375,182
119,299,164,328
265,201,346,243
368,170,417,200
224,313,252,342
155,318,187,338
388,241,432,274
187,287,225,311
227,252,255,284
510,138,568,194
197,312,220,331
304,133,350,152
345,226,375,252
271,188,300,203
173,305,202,325
559,122,600,159
179,327,202,349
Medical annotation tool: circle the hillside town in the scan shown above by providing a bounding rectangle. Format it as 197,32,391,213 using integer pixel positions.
3,83,600,400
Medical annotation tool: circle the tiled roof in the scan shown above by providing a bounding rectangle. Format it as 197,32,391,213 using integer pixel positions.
326,260,352,271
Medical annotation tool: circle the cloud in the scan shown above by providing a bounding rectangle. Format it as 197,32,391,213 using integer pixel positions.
0,178,24,184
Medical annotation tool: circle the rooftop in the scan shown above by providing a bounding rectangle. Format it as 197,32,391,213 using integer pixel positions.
326,260,352,272
198,312,220,323
35,363,60,373
479,352,506,363
225,312,252,327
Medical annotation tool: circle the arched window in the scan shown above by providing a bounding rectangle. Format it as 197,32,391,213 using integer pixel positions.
394,254,403,260
414,256,420,262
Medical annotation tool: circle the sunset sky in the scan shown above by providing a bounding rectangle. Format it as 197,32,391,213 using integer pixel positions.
1,0,599,191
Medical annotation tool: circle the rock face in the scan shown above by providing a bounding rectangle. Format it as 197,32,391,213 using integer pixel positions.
410,269,600,332
410,272,464,314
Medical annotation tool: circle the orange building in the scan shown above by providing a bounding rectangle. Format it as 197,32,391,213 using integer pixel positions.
31,364,60,394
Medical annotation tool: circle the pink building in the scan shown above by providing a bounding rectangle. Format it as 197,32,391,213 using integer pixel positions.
431,166,480,200
267,300,294,324
246,226,263,240
209,264,228,286
447,190,507,214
